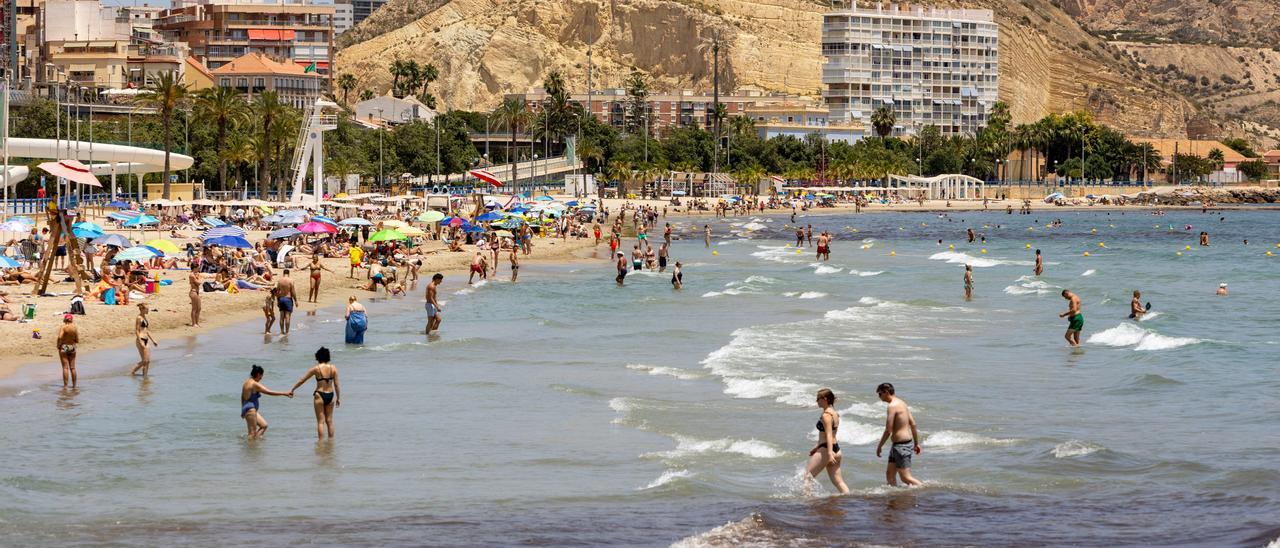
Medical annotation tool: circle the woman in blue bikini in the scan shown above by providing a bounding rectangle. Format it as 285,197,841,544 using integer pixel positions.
241,365,292,439
289,347,341,439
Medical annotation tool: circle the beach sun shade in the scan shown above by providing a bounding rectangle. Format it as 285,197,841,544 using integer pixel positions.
201,226,248,240
367,229,408,242
298,221,337,234
0,256,21,269
91,233,132,248
379,220,410,230
535,196,554,201
0,220,31,232
106,200,131,208
398,226,427,236
38,159,101,187
123,214,160,227
268,227,302,240
73,221,104,233
1044,192,1065,203
476,212,503,222
204,235,253,249
108,211,140,222
311,215,338,226
417,211,445,223
338,217,374,226
464,225,485,233
203,216,228,227
72,222,104,238
112,246,159,262
447,218,465,227
468,169,504,187
143,240,181,256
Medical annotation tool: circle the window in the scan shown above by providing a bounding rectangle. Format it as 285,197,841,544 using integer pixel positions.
220,78,230,87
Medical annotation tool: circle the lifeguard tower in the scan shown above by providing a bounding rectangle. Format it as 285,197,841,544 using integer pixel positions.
289,99,340,206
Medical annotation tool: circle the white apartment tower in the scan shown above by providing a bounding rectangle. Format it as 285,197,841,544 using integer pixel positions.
821,2,998,136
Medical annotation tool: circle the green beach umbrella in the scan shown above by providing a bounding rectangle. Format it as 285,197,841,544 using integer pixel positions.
367,229,408,242
417,210,445,223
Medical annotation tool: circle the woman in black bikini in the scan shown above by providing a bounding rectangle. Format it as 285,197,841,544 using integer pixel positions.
806,388,850,495
129,303,156,376
289,346,341,439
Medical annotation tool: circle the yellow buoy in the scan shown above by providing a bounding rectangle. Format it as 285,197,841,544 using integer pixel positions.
980,249,988,254
1083,251,1090,257
1268,251,1274,256
948,244,955,249
795,249,803,254
1176,251,1183,256
1091,228,1097,234
1099,242,1106,247
1025,243,1032,249
890,251,897,256
1185,245,1192,250
712,251,719,256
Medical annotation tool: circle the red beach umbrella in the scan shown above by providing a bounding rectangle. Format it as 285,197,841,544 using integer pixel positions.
298,221,337,234
468,169,504,188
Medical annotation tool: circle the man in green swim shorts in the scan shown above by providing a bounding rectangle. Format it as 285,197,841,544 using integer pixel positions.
1059,289,1083,347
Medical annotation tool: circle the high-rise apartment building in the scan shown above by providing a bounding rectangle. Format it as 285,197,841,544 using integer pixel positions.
350,0,383,27
333,2,353,34
821,2,998,136
155,0,334,79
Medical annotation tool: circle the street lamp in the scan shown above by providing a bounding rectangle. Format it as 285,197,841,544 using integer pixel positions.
376,107,384,192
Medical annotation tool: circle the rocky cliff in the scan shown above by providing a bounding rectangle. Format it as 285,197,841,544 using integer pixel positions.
335,0,1218,138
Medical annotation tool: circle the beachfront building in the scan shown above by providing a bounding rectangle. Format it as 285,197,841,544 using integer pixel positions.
1262,149,1280,178
350,0,385,26
507,88,808,133
212,51,326,108
821,2,999,137
745,104,865,143
333,2,354,34
354,92,437,126
154,0,335,79
182,55,217,91
1128,138,1248,184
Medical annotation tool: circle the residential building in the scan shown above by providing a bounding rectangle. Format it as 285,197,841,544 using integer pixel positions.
117,5,165,41
1128,138,1247,184
212,51,325,108
39,0,132,89
745,104,864,143
1263,149,1280,178
333,2,353,34
821,2,999,136
354,92,436,125
183,55,217,90
155,0,334,81
350,0,384,27
508,88,808,133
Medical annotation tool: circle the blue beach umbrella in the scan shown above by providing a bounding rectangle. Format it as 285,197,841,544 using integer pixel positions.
112,246,159,262
565,200,579,206
312,215,338,226
108,211,138,222
268,227,302,240
204,235,253,249
106,200,131,208
203,216,227,227
464,225,485,233
476,212,503,222
535,196,554,201
338,217,374,226
123,214,159,227
91,233,132,248
72,222,104,238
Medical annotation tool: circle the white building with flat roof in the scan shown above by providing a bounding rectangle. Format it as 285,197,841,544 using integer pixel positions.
822,2,998,137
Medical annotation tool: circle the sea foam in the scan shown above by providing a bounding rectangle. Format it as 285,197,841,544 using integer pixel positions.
1087,323,1202,351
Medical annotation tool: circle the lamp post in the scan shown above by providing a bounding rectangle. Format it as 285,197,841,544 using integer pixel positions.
376,108,384,192
435,114,441,185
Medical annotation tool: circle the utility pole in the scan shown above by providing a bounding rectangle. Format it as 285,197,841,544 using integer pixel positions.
711,30,721,175
586,46,593,123
376,108,384,192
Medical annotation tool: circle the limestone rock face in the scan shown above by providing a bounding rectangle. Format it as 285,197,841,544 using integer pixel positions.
335,0,1207,137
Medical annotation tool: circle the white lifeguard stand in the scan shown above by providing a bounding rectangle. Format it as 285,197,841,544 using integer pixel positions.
289,99,341,206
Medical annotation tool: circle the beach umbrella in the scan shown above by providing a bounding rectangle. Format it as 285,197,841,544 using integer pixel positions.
73,221,104,233
379,219,410,229
398,225,427,237
201,226,248,239
447,218,465,228
73,226,104,239
106,200,131,208
338,217,374,226
565,200,579,207
204,235,253,249
143,239,181,256
268,227,302,240
91,233,132,248
112,246,160,262
535,196,554,201
298,221,337,234
476,212,503,222
508,207,527,215
493,230,514,238
417,211,445,223
202,216,227,227
1044,192,1064,203
367,229,408,242
311,215,338,226
468,169,505,187
108,211,139,222
464,225,485,233
0,256,21,269
1,220,31,232
262,214,285,223
123,214,159,227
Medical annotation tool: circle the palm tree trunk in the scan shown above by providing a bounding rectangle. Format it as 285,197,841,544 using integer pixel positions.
216,120,227,191
162,108,172,200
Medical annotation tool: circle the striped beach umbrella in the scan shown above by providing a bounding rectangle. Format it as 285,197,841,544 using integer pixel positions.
201,226,248,240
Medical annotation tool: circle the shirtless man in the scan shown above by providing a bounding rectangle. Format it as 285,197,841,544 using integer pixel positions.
967,228,976,243
875,382,922,487
56,314,79,388
1034,249,1044,276
1059,289,1083,347
631,245,644,272
663,223,673,245
806,225,814,247
658,242,670,273
469,252,484,284
1129,289,1147,320
425,273,444,334
615,251,628,286
274,270,297,335
795,227,805,248
816,231,831,262
963,264,974,301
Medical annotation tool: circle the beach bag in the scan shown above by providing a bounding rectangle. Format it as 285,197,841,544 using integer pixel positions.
103,288,117,305
202,281,219,293
69,296,85,315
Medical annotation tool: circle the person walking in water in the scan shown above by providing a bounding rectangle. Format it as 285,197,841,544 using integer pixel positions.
274,270,297,335
130,303,156,376
1059,289,1083,347
425,273,444,335
241,364,292,440
1034,249,1044,276
704,225,711,248
615,251,628,286
56,314,79,388
807,388,850,495
509,247,519,283
289,347,341,440
670,261,683,290
344,295,367,344
262,293,276,335
875,383,922,487
816,231,831,261
963,264,974,301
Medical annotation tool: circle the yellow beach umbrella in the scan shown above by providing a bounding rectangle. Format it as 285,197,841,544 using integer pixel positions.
380,219,410,230
398,225,427,236
144,239,181,256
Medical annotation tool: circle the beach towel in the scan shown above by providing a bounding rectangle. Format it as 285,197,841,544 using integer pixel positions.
345,311,367,344
103,288,117,305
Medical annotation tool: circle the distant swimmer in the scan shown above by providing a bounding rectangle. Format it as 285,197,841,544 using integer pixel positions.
425,273,444,335
1216,282,1228,296
671,261,683,290
875,383,922,487
289,347,341,440
1059,289,1083,347
704,225,711,248
967,228,975,243
1129,289,1150,320
806,388,850,495
1199,231,1210,246
1034,249,1044,276
795,227,805,248
241,364,292,440
806,225,814,246
615,252,628,286
816,231,831,262
963,264,974,301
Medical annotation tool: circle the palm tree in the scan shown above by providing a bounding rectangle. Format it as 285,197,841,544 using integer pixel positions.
193,87,248,191
492,97,529,184
337,74,357,105
270,107,301,198
871,105,895,140
223,131,254,193
401,60,422,97
578,141,604,174
389,59,409,97
252,91,286,198
604,160,633,197
359,89,374,102
419,63,439,96
1207,148,1225,171
134,71,189,199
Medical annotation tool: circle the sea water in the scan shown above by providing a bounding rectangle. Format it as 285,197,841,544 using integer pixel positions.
1,209,1278,545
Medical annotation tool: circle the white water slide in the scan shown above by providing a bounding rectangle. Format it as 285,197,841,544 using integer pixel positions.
0,137,195,189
